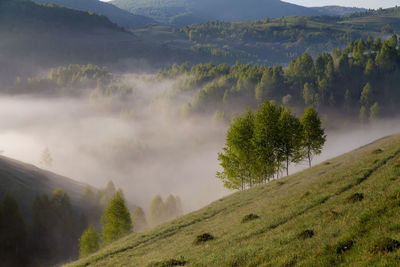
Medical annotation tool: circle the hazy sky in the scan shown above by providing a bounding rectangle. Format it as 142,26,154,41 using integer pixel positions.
284,0,399,9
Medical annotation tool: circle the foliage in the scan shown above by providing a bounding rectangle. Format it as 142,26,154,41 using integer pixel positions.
159,34,400,123
79,225,100,258
300,106,326,167
218,102,325,190
147,195,183,227
101,190,132,244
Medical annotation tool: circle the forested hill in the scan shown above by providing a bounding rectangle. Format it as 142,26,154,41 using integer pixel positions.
0,0,192,85
110,0,320,26
66,135,400,266
0,154,88,219
32,0,156,29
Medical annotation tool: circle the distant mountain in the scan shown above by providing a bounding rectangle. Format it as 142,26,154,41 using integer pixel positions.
312,5,367,16
111,0,320,26
33,0,156,29
0,155,88,219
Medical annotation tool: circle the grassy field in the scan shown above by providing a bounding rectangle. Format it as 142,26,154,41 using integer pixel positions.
66,134,400,266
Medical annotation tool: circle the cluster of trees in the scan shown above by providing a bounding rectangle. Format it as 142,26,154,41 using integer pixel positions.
11,64,133,98
218,102,325,190
78,191,184,258
159,34,400,124
0,189,86,266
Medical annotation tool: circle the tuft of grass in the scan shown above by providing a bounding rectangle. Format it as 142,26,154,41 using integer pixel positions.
336,240,354,254
373,148,384,154
194,233,214,245
369,238,400,254
347,193,364,203
241,213,260,223
298,229,314,240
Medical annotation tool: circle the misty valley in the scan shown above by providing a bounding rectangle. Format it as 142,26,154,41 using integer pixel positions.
2,0,400,266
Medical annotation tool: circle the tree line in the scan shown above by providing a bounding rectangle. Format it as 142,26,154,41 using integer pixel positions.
0,180,184,265
158,34,400,124
217,102,325,190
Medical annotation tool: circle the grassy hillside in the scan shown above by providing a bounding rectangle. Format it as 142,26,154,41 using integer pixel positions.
66,134,400,266
32,0,156,29
111,0,319,26
0,155,89,219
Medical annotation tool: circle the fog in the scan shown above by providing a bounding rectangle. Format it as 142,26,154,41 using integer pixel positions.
0,75,399,213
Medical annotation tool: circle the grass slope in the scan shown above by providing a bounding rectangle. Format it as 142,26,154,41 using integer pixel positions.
0,155,88,219
66,134,400,266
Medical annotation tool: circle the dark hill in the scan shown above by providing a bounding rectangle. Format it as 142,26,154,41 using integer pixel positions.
0,155,88,219
32,0,156,29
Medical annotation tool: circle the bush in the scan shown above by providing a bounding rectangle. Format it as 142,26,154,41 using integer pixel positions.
298,229,314,240
347,193,364,203
241,213,260,223
372,148,383,154
336,240,354,254
194,233,214,244
146,257,187,267
369,238,400,254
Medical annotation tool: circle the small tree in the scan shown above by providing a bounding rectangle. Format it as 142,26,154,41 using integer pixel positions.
101,190,132,244
278,107,302,176
131,207,147,232
300,106,326,167
370,102,380,121
39,148,53,168
79,225,100,258
147,195,165,227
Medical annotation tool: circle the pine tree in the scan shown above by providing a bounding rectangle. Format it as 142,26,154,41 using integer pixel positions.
101,190,132,244
147,195,165,227
79,225,100,258
131,207,147,232
300,106,326,168
369,102,380,121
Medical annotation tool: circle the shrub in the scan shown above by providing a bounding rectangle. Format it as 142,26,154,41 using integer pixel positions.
194,233,214,244
347,193,364,203
146,257,187,267
298,229,314,240
369,238,400,254
241,213,260,223
336,240,354,254
372,148,383,154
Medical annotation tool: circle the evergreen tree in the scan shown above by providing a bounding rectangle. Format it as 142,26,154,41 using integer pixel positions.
0,193,26,265
79,225,100,258
369,102,380,121
101,190,132,244
147,195,165,227
300,107,326,168
164,195,184,221
131,206,147,232
360,82,373,108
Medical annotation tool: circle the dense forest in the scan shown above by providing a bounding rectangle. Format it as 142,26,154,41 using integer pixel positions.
158,34,400,124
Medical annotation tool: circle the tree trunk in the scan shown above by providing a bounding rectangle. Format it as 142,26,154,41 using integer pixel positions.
308,150,311,168
286,156,289,176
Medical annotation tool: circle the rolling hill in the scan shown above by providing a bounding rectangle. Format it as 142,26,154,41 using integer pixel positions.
110,0,321,26
66,134,400,266
32,0,156,29
0,155,88,219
